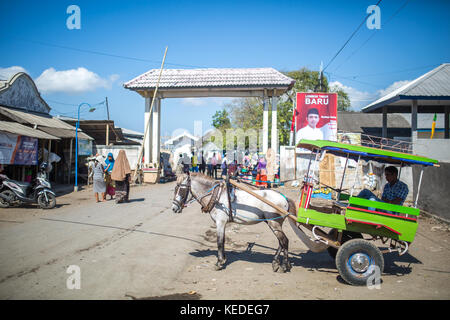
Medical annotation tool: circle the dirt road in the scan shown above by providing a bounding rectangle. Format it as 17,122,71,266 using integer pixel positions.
0,182,449,299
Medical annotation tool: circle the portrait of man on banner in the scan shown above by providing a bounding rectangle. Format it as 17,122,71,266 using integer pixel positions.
295,92,338,147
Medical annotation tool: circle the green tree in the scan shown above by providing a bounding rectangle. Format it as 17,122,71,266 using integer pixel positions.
329,85,351,111
212,109,231,130
210,67,351,149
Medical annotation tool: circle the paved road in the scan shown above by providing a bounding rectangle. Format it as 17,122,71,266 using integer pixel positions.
0,183,213,299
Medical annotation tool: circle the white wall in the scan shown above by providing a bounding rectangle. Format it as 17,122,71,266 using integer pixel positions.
412,131,450,163
94,145,140,170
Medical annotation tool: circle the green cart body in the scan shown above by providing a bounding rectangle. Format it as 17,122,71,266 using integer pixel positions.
297,196,420,243
292,139,439,285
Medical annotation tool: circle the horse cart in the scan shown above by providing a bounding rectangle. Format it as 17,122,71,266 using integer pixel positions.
172,139,439,286
258,139,438,286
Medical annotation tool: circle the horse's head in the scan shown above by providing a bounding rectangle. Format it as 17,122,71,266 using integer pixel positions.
172,173,191,213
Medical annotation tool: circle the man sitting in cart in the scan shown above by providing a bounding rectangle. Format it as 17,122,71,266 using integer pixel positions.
357,166,409,206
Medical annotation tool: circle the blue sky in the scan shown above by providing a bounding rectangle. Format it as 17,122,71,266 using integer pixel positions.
1,0,449,138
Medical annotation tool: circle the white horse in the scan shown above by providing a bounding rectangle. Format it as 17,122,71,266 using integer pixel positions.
172,172,296,272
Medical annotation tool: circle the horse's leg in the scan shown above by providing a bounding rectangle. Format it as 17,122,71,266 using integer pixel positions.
215,214,227,270
267,220,291,273
266,221,282,272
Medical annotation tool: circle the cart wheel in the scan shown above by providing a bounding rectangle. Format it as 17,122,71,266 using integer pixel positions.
336,239,384,286
327,230,363,260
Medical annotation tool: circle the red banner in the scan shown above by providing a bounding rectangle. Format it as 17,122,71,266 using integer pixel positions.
295,92,337,145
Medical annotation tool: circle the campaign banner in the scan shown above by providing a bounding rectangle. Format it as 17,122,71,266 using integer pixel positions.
295,92,338,147
0,132,38,165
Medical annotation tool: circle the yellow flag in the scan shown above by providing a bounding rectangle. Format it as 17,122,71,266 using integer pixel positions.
431,113,437,139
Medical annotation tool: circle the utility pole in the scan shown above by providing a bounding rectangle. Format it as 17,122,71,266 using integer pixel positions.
319,61,324,92
105,97,110,146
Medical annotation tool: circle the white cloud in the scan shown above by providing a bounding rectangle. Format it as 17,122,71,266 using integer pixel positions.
181,98,207,106
35,67,119,94
181,97,233,107
330,81,377,111
0,66,28,80
376,80,411,97
330,79,412,111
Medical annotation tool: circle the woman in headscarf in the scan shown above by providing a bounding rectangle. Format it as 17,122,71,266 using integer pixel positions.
104,152,115,200
91,155,106,202
111,150,131,203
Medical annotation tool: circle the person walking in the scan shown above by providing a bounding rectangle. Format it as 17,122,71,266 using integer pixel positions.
91,155,106,202
211,152,217,179
104,152,115,200
111,150,132,204
206,154,212,177
191,153,199,172
221,154,228,177
199,152,206,174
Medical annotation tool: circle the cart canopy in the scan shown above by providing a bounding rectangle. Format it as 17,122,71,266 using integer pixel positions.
297,139,439,167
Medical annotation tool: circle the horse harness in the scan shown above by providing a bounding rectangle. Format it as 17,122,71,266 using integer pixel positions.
175,175,234,222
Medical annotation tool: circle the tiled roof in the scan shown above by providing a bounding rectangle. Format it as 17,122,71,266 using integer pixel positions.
124,68,295,90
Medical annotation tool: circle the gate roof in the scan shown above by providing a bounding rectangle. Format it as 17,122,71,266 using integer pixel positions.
124,68,295,98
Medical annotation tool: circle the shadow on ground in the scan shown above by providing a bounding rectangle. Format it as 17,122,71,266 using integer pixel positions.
188,243,423,279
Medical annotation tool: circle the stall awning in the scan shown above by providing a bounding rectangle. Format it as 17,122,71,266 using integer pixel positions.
38,127,93,140
0,121,60,140
0,106,93,140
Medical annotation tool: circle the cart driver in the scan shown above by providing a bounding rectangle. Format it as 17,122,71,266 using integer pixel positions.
357,166,409,206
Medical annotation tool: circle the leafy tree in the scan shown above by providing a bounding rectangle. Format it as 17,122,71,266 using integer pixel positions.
210,67,351,149
329,85,351,111
212,109,231,130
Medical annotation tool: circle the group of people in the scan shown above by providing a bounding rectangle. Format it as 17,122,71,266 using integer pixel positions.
176,150,272,188
90,150,132,204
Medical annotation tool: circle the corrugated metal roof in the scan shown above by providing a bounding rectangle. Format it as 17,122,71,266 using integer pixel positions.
0,106,93,140
38,127,93,140
0,106,75,129
363,63,450,112
0,121,60,140
124,68,295,90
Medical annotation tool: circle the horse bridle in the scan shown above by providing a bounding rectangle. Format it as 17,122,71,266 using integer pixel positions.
173,175,192,210
173,175,225,214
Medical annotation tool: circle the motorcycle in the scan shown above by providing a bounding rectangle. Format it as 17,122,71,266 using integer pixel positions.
0,162,56,209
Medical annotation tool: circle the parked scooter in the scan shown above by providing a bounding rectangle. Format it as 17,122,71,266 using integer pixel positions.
0,162,56,209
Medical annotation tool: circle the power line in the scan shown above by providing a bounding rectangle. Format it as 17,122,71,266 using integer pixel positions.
344,64,438,79
325,71,383,88
332,0,410,73
8,37,207,69
323,0,383,72
46,99,105,107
